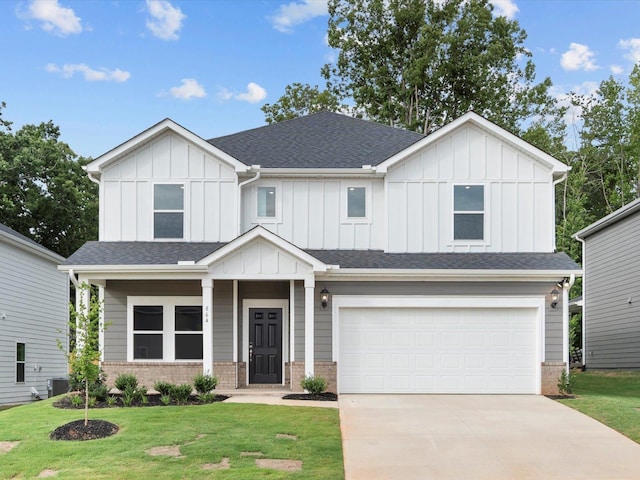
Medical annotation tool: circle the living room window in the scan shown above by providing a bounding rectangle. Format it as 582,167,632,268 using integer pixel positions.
16,342,25,383
453,185,484,240
153,183,184,239
128,297,203,361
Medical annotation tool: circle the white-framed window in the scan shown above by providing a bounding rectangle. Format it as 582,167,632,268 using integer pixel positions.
16,342,25,383
453,184,485,240
347,186,366,218
127,296,203,361
257,186,276,218
153,183,184,239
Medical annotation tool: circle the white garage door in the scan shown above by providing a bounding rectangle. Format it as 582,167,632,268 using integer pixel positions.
338,307,538,394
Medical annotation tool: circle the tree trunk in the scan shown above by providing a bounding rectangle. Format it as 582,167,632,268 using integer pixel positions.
85,377,89,426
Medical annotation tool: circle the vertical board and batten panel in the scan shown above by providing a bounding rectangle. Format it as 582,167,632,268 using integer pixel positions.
101,133,238,242
241,178,385,250
584,212,640,368
386,124,555,253
0,241,67,405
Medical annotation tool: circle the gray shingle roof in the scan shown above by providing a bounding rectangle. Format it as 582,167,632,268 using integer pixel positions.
0,222,43,248
63,241,580,271
208,111,425,168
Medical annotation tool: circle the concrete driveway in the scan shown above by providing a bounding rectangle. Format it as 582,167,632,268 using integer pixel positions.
339,395,640,479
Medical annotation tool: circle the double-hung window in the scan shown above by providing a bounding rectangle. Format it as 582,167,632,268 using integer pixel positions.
129,297,202,361
154,184,184,239
16,343,25,383
453,185,485,240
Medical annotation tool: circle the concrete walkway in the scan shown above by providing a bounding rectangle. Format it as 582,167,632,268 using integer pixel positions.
339,394,640,480
217,389,338,408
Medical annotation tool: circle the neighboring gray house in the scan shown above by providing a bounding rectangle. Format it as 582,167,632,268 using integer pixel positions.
61,111,580,395
574,198,640,369
0,223,68,405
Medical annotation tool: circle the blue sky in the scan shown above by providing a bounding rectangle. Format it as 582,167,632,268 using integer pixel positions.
1,0,639,158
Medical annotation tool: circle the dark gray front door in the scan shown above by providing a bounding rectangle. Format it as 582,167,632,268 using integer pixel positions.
249,308,282,384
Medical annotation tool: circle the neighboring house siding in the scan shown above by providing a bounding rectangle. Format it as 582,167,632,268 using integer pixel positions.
386,124,555,253
101,132,238,242
0,241,67,405
584,213,640,368
242,178,385,250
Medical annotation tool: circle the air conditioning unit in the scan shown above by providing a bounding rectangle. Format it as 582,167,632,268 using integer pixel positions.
47,378,69,398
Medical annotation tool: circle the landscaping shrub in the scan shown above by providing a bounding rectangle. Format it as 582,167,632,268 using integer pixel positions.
558,370,574,395
154,381,173,396
90,384,109,402
193,374,218,395
170,384,193,405
301,375,327,395
114,373,138,391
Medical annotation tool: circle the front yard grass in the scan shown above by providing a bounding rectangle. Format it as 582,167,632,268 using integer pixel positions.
0,396,343,479
558,370,640,443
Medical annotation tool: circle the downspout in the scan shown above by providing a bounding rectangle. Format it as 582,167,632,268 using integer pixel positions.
575,234,587,368
553,172,568,251
237,168,261,236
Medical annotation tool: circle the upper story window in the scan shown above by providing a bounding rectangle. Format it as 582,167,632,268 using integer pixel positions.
16,342,25,383
154,184,184,239
257,186,276,218
453,185,484,240
347,187,366,218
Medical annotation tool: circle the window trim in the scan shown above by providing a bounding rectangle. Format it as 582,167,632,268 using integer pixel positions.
152,182,186,240
16,342,25,384
252,182,281,224
127,296,203,362
452,183,487,242
341,182,372,224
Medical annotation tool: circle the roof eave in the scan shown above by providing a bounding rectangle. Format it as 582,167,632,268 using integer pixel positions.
318,268,583,282
574,197,640,240
0,230,65,263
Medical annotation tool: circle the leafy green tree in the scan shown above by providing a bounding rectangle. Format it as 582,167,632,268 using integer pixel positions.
59,283,104,426
261,83,344,124
320,0,558,136
0,104,98,257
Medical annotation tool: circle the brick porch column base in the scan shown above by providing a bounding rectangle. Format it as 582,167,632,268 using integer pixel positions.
541,362,566,395
290,361,337,393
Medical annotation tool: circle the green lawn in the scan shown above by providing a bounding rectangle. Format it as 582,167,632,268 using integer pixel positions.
558,370,640,443
0,397,344,479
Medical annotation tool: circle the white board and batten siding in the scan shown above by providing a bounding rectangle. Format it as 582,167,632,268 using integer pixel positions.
101,133,238,242
241,178,385,250
0,239,68,405
386,124,555,253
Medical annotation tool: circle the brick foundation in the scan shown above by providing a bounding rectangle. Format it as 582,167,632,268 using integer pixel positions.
289,361,337,393
101,362,202,389
541,362,566,395
212,362,236,389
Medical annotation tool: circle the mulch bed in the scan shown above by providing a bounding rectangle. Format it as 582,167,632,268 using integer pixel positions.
545,394,576,400
50,419,119,441
53,394,229,409
282,392,338,401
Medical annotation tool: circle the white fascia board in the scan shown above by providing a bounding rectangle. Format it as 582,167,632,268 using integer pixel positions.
85,118,249,176
250,168,383,178
197,225,328,272
574,197,640,240
58,264,207,274
317,268,582,282
376,112,569,175
0,231,65,264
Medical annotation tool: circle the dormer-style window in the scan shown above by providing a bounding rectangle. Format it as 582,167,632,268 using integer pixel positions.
347,187,366,218
257,186,276,217
453,185,484,240
154,184,184,239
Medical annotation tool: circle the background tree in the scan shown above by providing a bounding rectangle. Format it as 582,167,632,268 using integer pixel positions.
0,104,98,257
261,83,343,124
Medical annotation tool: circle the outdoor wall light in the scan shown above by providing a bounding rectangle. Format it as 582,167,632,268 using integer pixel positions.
320,288,330,308
550,288,560,309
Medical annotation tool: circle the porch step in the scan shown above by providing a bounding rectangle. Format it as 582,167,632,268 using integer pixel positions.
217,386,292,397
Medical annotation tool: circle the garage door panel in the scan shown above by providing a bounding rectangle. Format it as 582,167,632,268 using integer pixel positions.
339,307,537,394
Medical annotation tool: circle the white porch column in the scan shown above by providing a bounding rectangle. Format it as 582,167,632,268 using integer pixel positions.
202,278,214,375
290,280,296,366
562,282,570,374
304,277,315,377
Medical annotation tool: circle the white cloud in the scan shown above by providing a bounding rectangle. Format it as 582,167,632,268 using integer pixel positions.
21,0,82,36
169,78,206,99
619,38,640,63
146,0,186,41
269,0,328,33
561,43,599,71
611,64,624,75
216,87,234,101
235,82,267,103
490,0,518,19
46,63,131,82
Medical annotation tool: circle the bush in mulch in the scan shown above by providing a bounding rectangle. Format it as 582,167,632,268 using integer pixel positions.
54,393,229,409
50,420,119,441
282,392,338,401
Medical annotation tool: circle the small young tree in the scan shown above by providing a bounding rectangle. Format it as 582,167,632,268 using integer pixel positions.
58,283,104,426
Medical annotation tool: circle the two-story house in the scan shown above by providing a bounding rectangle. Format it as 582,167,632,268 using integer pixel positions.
60,111,580,395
